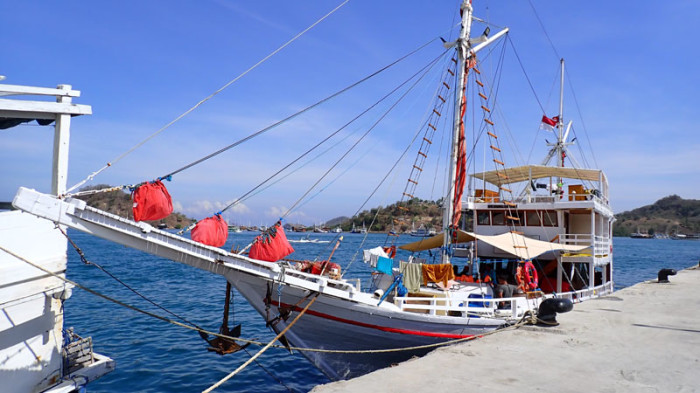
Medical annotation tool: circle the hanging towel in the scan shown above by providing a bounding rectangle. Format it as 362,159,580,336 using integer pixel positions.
422,264,456,287
376,256,394,275
400,261,423,293
363,246,388,268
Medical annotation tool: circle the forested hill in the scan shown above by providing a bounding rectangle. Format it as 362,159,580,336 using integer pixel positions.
614,195,699,236
345,198,443,232
75,184,195,229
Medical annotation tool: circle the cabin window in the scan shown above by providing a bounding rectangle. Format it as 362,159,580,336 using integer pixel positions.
542,210,558,227
477,211,490,225
491,211,506,226
526,211,541,226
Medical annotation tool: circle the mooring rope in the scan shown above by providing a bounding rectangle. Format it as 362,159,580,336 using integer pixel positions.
55,225,206,330
202,294,319,393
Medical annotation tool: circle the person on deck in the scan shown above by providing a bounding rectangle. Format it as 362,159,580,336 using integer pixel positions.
494,275,521,308
481,264,496,285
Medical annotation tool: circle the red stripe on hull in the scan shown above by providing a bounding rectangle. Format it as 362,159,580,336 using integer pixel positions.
270,300,473,339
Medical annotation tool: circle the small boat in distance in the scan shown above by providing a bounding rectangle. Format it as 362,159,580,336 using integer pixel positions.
289,235,331,244
409,223,435,237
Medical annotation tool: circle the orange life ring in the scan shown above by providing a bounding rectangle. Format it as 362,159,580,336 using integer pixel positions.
516,260,539,291
383,245,397,259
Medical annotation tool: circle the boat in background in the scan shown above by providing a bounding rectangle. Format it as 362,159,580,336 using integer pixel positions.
671,233,699,240
409,223,436,237
0,83,114,392
350,222,367,234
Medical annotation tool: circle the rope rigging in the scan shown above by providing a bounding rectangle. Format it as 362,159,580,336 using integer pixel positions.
66,0,351,195
200,48,452,227
67,36,441,200
279,50,451,222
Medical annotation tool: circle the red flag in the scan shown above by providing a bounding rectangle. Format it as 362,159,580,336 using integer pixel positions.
540,115,559,131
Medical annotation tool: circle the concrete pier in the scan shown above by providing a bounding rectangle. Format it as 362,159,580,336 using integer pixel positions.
313,267,700,393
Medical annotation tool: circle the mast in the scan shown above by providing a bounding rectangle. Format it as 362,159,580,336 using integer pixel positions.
442,0,473,263
557,58,565,169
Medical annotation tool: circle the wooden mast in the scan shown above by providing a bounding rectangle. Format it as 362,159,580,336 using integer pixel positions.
442,0,473,263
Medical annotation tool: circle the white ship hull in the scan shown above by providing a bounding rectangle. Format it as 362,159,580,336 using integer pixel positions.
231,273,501,380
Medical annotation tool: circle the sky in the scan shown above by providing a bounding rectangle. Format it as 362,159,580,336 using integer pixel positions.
2,0,699,225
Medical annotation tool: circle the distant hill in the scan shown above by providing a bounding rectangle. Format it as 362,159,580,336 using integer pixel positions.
325,216,350,227
344,198,444,232
75,184,195,229
614,195,700,237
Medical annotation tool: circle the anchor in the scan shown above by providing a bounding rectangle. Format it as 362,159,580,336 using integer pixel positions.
263,282,294,353
201,281,250,355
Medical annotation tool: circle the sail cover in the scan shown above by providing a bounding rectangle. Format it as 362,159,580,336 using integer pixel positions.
132,180,173,222
399,230,589,259
249,222,295,262
451,61,472,228
191,214,228,247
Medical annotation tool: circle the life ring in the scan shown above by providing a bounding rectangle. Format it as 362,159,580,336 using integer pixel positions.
383,245,397,259
516,260,539,291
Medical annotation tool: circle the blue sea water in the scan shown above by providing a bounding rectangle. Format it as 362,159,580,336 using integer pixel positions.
64,231,699,392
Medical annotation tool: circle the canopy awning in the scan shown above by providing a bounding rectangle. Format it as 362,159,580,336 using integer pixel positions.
470,165,605,186
399,230,589,259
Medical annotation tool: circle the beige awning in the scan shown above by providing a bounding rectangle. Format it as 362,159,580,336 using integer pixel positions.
470,165,605,186
399,230,589,259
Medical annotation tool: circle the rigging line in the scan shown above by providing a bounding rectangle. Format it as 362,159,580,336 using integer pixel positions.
160,39,441,183
571,127,593,170
340,102,436,276
341,123,437,274
506,36,545,114
202,294,319,393
216,49,450,217
281,51,449,220
238,129,360,207
526,0,561,60
1,243,534,355
526,65,560,165
66,0,350,195
0,244,258,346
56,225,205,330
566,72,599,168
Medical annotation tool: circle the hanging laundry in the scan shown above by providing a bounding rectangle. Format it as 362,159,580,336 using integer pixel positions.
132,180,173,222
362,246,388,268
422,263,455,287
375,256,394,275
399,261,422,293
249,222,295,262
191,214,228,247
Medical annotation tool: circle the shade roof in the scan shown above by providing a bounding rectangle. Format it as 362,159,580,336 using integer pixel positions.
470,165,605,186
399,230,589,259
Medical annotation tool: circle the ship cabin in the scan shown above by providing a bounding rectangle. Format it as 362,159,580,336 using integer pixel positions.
466,164,614,301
